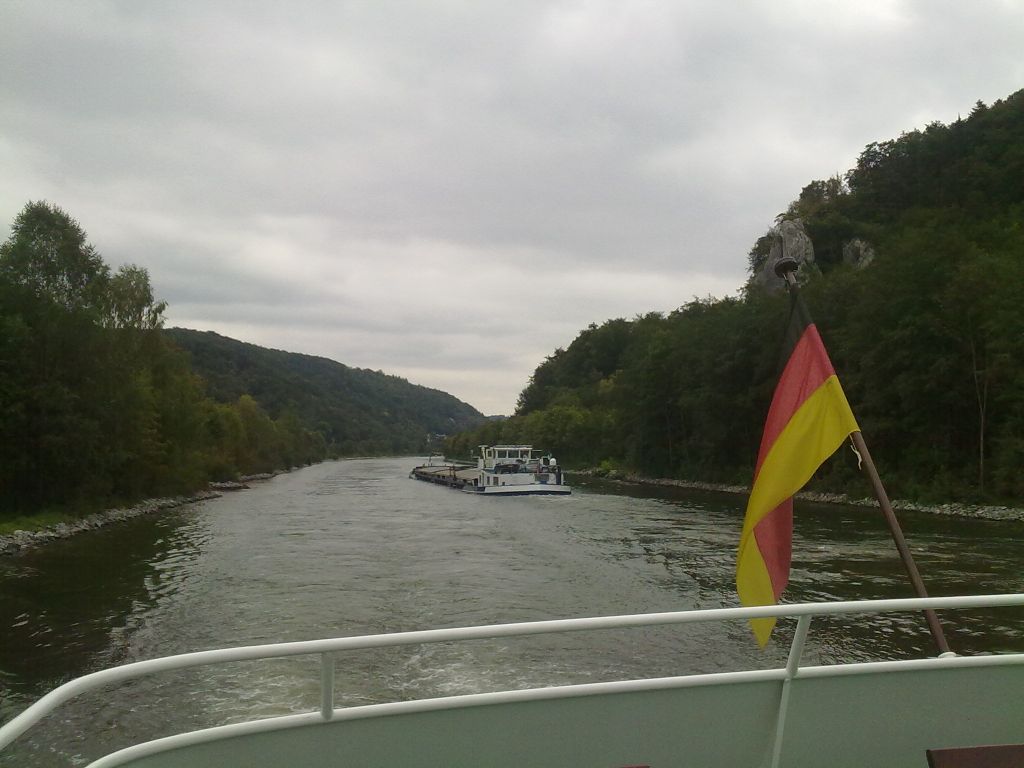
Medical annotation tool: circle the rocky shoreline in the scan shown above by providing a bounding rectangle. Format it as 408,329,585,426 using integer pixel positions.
575,470,1024,523
0,473,284,557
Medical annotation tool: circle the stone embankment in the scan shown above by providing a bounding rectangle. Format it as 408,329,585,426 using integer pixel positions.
576,470,1024,523
0,473,284,557
0,492,218,556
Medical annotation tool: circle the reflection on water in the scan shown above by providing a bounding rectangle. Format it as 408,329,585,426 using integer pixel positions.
2,460,1023,766
0,511,211,695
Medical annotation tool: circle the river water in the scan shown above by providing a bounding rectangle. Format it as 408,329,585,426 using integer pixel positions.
2,457,1023,766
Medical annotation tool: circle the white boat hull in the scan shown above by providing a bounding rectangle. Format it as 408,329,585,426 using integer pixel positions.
82,660,1024,768
462,483,571,495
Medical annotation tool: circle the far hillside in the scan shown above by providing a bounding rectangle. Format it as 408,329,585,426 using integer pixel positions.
164,328,486,456
1,200,488,517
447,88,1024,504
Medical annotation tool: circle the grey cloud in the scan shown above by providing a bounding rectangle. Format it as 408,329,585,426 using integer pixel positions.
3,0,1023,413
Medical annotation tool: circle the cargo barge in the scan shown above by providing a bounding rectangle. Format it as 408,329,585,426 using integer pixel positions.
411,445,571,495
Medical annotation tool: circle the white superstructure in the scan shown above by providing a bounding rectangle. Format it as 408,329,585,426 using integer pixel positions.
462,444,571,495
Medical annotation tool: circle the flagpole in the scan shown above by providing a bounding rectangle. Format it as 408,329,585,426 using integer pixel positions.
775,259,952,656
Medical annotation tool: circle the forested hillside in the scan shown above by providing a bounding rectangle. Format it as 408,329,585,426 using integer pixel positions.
164,329,485,456
0,202,483,518
447,89,1024,503
0,203,340,517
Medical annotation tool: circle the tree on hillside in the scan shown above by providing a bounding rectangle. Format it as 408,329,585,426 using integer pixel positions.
106,264,167,331
0,202,172,509
1,202,110,313
0,202,342,516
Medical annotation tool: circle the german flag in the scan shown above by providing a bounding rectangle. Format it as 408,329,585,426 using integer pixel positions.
737,294,860,645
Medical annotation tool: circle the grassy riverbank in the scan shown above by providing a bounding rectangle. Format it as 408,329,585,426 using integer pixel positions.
0,493,221,555
0,509,81,537
0,470,292,554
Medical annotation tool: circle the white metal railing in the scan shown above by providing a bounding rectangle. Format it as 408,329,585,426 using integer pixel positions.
3,593,1024,759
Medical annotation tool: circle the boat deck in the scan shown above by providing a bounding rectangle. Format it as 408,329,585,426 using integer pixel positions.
409,464,477,489
3,595,1024,768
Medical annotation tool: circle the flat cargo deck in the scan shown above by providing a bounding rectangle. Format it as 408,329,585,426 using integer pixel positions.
409,465,476,489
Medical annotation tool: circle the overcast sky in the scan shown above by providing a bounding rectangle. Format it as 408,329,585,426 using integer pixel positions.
2,1,1022,414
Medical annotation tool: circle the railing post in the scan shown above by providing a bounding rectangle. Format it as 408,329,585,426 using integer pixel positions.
320,652,335,721
769,615,811,768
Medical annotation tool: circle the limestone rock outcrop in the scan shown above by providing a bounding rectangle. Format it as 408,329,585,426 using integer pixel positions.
749,218,819,292
842,237,876,269
749,220,879,292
